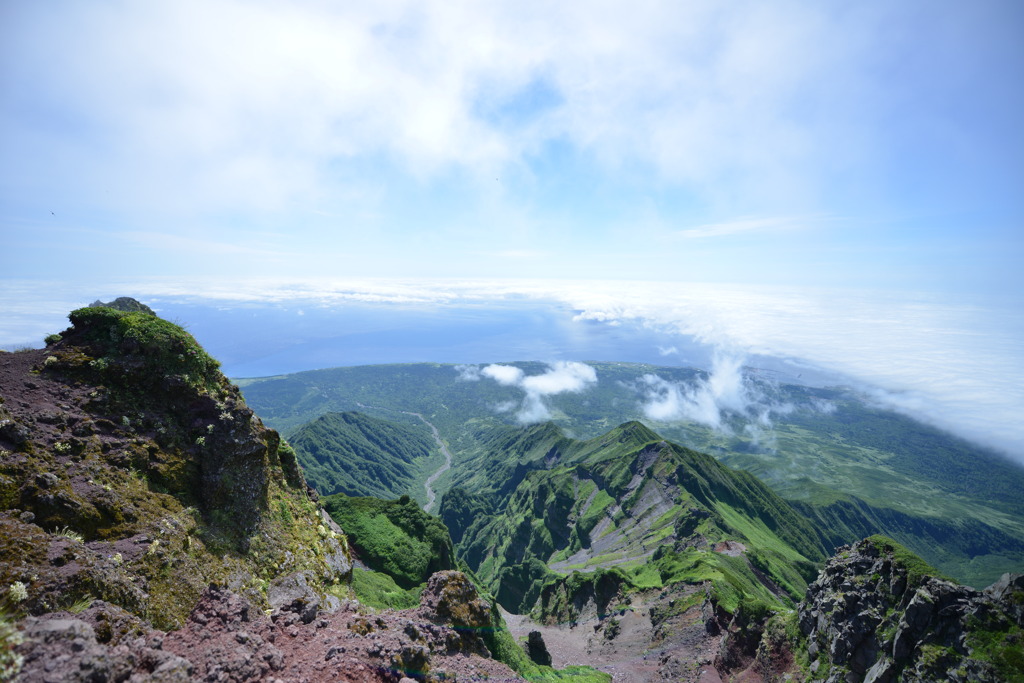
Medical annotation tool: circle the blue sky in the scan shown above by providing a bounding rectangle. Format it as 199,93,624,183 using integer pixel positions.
1,2,1023,457
2,0,1021,289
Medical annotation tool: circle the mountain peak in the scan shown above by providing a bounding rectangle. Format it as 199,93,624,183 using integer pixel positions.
88,296,156,316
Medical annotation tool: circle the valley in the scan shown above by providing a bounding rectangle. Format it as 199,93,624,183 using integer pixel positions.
352,403,454,513
418,415,454,514
237,360,1024,589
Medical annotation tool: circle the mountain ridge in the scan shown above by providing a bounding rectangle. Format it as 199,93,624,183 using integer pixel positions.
236,360,1024,587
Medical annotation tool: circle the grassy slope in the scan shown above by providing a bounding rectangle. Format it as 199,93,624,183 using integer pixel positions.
236,361,1024,587
320,493,456,589
289,411,441,503
442,422,826,616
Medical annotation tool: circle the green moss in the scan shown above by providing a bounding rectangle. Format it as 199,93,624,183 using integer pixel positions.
966,620,1024,682
526,665,613,682
63,306,221,393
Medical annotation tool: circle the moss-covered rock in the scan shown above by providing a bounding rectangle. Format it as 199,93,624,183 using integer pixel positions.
0,305,351,631
798,537,1024,682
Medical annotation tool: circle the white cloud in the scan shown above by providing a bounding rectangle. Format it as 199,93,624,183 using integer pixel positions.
675,217,796,239
521,361,597,395
476,361,598,424
455,364,482,381
481,364,525,386
2,0,923,219
636,352,796,448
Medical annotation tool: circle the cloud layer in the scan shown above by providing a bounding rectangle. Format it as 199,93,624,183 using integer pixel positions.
2,276,1021,460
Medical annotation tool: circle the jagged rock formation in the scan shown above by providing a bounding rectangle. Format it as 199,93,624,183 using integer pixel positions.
799,536,1024,682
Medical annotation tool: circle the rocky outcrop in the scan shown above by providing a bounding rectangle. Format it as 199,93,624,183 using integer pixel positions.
417,570,497,656
1,302,352,681
0,303,542,682
534,566,629,626
526,630,552,666
798,536,1024,682
13,580,522,682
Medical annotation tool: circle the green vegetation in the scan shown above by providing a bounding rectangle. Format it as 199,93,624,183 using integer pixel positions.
433,421,823,619
648,550,779,615
236,361,1024,588
290,411,440,502
865,535,946,587
966,617,1024,682
349,567,420,610
786,395,1024,511
321,493,455,589
64,305,221,393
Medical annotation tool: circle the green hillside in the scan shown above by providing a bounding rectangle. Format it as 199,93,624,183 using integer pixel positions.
440,422,826,617
289,411,442,503
321,493,456,590
236,361,1024,587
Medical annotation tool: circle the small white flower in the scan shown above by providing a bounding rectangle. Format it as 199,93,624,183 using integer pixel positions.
9,581,28,603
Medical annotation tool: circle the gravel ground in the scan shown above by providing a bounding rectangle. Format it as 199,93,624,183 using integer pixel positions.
502,585,724,683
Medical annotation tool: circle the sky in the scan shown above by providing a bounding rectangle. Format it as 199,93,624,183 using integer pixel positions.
1,2,1022,457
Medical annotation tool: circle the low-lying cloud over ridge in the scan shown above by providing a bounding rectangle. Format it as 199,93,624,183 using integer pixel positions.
458,361,598,424
635,352,797,448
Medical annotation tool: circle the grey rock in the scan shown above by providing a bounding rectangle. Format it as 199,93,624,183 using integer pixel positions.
798,538,1021,683
268,571,323,624
864,655,895,683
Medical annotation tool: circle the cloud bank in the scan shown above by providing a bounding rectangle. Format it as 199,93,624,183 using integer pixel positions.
461,361,598,424
3,276,1021,460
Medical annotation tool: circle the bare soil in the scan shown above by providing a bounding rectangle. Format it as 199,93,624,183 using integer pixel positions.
503,585,725,683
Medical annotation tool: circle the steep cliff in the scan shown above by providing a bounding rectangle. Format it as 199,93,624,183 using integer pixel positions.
0,303,354,677
799,536,1024,682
